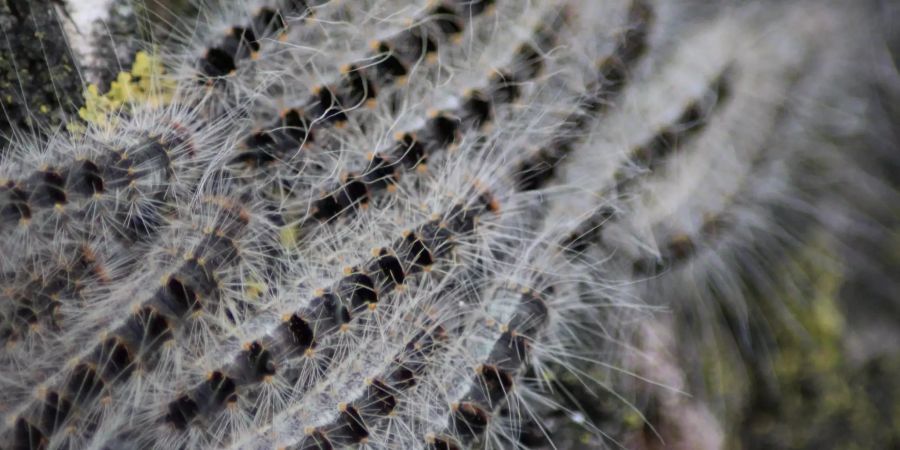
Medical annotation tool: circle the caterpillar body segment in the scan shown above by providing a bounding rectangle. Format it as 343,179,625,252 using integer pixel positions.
512,0,656,192
279,324,447,450
0,103,226,268
1,188,287,448
222,124,632,448
178,0,327,81
0,104,239,392
569,3,837,274
196,0,323,79
156,180,501,447
0,241,126,371
611,68,732,195
197,0,502,123
611,4,884,294
293,12,569,228
414,210,637,449
225,0,570,229
218,0,508,194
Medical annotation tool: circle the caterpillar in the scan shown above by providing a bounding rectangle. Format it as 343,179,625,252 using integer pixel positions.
1,0,897,449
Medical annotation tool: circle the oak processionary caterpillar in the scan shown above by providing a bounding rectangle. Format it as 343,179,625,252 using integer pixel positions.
1,0,897,449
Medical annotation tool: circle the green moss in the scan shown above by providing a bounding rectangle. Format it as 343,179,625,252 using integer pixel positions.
724,234,900,450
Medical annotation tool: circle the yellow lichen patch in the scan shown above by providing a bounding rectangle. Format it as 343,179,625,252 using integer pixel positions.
622,410,643,430
76,51,176,126
280,224,298,249
245,280,267,301
77,84,115,126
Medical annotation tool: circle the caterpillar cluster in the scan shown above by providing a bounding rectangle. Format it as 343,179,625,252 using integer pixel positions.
2,0,897,449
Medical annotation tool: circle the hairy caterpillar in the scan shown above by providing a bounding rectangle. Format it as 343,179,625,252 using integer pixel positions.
1,0,897,449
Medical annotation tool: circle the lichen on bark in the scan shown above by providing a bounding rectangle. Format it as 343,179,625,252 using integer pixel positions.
1,0,84,138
